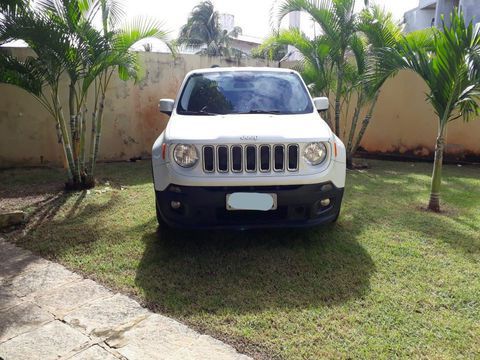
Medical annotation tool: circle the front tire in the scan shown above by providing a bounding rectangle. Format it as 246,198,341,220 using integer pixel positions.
330,208,341,223
156,197,173,240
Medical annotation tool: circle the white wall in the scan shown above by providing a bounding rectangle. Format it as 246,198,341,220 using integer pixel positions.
404,8,436,32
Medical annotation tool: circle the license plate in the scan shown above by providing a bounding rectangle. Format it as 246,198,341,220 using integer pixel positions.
226,193,277,211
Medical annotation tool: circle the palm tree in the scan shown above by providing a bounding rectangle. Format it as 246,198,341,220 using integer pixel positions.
177,0,243,57
84,4,175,185
274,0,357,136
0,0,173,188
344,5,403,167
369,11,480,211
265,1,403,167
258,28,335,126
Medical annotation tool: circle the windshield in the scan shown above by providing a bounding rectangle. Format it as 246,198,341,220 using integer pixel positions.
177,71,313,115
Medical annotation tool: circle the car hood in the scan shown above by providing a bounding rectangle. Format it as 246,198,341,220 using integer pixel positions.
165,113,333,144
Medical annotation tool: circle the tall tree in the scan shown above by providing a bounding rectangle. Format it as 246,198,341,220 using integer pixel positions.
177,0,243,57
369,11,480,211
275,0,357,136
264,1,404,167
0,0,173,188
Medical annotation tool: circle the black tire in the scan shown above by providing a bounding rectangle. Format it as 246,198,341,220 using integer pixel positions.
331,209,341,223
155,197,165,226
156,198,173,239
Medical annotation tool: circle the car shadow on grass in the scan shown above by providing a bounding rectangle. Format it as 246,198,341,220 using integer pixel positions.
135,218,375,316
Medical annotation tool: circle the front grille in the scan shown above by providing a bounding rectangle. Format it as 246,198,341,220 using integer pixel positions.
202,144,299,173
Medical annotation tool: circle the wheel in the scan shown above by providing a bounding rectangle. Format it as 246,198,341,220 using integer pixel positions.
155,197,164,226
156,198,173,239
330,208,341,223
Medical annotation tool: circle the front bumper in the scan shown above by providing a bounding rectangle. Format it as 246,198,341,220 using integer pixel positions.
156,182,344,229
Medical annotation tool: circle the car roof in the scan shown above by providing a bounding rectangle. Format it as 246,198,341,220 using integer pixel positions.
185,67,297,76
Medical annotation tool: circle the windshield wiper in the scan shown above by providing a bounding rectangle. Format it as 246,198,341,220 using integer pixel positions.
239,110,282,114
179,110,218,116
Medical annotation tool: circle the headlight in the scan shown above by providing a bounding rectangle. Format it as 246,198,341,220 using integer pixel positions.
303,142,328,165
173,144,198,168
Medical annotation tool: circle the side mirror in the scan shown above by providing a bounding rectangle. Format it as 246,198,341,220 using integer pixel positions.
159,99,174,116
313,97,329,112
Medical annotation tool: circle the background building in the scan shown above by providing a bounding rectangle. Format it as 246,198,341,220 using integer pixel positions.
404,0,480,32
218,13,262,55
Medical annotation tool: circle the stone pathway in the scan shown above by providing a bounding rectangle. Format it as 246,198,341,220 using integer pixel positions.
0,238,250,360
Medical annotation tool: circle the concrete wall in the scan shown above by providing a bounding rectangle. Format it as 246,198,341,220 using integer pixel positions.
0,49,277,167
360,70,480,159
460,0,480,25
404,8,436,33
405,0,479,33
0,48,479,167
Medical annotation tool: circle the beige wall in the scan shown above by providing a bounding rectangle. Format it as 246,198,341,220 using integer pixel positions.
361,70,480,158
0,50,276,167
0,48,479,168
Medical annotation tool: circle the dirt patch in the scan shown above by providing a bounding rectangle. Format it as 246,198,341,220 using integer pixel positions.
0,182,64,213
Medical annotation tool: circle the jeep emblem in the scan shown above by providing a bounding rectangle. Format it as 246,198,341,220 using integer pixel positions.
240,136,258,141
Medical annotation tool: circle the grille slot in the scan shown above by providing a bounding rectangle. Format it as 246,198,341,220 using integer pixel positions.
217,146,228,172
287,144,299,171
203,146,214,172
202,144,299,173
231,145,242,172
273,145,285,171
259,145,271,172
245,145,256,172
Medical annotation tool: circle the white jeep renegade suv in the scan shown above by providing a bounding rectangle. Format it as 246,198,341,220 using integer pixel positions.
152,67,346,229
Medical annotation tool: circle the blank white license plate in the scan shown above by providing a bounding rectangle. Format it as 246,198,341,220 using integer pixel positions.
226,193,277,211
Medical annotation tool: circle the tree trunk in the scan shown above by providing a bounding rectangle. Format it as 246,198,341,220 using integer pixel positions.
79,105,87,180
428,126,446,212
54,98,76,186
346,154,354,169
323,108,333,129
350,94,379,158
68,83,81,183
334,65,344,136
85,108,97,186
346,104,361,155
90,92,106,178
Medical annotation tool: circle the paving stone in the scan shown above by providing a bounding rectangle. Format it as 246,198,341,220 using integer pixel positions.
68,345,119,360
64,293,149,337
0,241,31,262
107,314,250,360
0,254,50,283
0,320,90,360
0,301,53,343
0,243,50,282
0,288,22,311
0,238,250,359
6,262,81,297
35,279,113,317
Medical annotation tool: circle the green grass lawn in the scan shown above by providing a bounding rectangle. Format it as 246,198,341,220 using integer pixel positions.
2,160,479,359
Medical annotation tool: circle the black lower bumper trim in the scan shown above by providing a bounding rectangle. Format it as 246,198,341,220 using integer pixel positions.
156,183,344,229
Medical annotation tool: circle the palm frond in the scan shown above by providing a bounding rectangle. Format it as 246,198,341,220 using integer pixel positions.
0,0,27,15
115,16,174,52
0,53,44,95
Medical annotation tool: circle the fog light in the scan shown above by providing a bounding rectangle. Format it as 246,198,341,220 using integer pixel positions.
170,201,181,209
320,198,330,207
321,184,333,192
